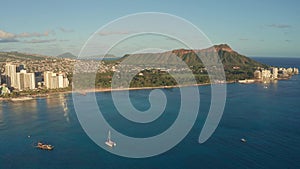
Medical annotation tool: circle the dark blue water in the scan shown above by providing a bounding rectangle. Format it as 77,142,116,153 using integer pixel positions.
1,58,300,169
252,57,300,68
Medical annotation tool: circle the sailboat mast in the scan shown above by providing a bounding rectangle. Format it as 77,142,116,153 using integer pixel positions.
108,130,111,141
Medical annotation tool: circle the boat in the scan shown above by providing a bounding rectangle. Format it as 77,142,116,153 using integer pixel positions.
105,130,116,147
36,142,54,150
241,138,247,143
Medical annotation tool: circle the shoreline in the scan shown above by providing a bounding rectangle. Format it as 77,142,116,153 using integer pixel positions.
0,75,298,101
74,82,214,94
0,82,223,101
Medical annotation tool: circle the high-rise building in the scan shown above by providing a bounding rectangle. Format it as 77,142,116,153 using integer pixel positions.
43,71,69,89
261,70,271,78
5,63,17,88
272,67,278,79
51,73,58,89
294,68,299,74
254,70,262,79
16,70,25,90
44,71,53,89
63,77,69,88
16,70,35,90
25,73,35,90
287,68,293,75
57,74,64,88
261,69,271,82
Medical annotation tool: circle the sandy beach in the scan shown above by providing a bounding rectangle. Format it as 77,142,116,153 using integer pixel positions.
0,82,220,101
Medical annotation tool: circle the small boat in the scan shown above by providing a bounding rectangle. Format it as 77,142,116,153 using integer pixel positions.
105,130,116,147
36,142,54,150
241,138,247,143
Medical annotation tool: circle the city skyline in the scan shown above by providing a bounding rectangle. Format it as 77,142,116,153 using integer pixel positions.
2,63,69,91
0,0,299,57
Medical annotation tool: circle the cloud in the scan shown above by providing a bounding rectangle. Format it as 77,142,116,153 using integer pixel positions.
0,29,53,39
0,29,55,43
0,30,15,39
98,31,131,36
23,39,56,43
18,31,51,38
0,38,19,43
266,24,292,29
59,27,74,33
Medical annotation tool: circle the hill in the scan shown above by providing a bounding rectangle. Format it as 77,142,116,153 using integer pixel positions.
213,44,266,69
117,44,268,81
120,44,266,68
0,52,51,62
57,52,77,59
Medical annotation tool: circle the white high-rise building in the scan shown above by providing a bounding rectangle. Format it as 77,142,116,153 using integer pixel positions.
5,63,17,88
51,73,58,89
261,69,271,78
287,68,293,75
16,70,26,90
25,73,35,90
16,70,35,90
254,70,262,79
44,71,69,89
44,71,53,89
63,77,69,88
57,74,64,88
294,68,299,74
272,67,278,79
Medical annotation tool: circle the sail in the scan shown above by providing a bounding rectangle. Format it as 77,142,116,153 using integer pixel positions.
107,130,111,141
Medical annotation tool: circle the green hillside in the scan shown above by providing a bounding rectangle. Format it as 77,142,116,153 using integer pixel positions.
116,44,267,81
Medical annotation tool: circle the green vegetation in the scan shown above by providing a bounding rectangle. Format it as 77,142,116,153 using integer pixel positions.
129,70,178,87
0,44,270,98
0,87,72,98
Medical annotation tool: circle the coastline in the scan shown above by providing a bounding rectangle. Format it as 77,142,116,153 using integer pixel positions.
0,82,222,101
1,75,298,101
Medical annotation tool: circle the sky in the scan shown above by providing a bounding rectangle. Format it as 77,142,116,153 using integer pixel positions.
0,0,299,57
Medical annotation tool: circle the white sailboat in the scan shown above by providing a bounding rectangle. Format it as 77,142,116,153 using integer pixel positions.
105,130,116,147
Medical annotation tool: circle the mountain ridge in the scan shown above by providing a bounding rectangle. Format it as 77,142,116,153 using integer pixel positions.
0,44,268,70
119,44,266,69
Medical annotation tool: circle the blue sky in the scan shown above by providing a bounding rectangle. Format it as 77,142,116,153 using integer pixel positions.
0,0,299,57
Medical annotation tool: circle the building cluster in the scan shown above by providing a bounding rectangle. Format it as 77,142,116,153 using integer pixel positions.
254,67,299,81
1,63,69,92
44,71,69,89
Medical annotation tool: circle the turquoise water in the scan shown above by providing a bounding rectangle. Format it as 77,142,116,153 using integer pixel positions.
0,58,300,169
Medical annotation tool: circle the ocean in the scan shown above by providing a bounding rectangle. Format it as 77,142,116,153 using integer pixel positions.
0,57,299,169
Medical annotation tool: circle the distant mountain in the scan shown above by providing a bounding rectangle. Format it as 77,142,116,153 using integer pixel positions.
56,52,119,60
57,52,77,59
0,51,51,62
85,54,118,59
